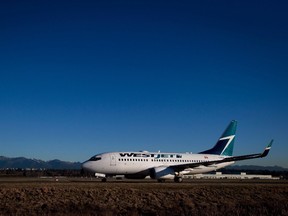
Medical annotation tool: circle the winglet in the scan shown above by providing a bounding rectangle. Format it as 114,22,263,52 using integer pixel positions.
261,139,273,158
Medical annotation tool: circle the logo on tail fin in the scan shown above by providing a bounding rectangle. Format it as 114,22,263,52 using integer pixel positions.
199,120,237,156
218,135,235,156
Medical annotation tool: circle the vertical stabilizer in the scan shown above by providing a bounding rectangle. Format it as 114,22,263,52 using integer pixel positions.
199,120,237,156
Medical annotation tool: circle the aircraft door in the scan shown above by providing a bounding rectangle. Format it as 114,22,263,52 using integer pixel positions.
110,154,116,166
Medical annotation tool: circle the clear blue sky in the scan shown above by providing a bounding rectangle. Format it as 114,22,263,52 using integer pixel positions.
0,1,287,167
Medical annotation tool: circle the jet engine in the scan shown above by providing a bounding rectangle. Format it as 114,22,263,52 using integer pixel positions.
150,166,175,180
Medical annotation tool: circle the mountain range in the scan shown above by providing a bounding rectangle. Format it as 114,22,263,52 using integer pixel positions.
0,156,81,169
0,156,287,171
227,165,288,172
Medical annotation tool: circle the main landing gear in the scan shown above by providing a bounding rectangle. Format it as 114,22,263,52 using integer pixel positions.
174,176,183,183
157,177,183,183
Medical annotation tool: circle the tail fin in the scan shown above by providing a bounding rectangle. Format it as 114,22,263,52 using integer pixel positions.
199,120,237,156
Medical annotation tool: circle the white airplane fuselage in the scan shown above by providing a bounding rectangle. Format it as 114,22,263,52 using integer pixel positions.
82,151,234,178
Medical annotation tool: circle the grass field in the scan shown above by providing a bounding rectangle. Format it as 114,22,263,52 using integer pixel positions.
0,178,287,215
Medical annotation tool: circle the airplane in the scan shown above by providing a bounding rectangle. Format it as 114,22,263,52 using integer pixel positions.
82,120,273,182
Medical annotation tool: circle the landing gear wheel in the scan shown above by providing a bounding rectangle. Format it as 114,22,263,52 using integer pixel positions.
174,177,183,183
157,179,165,183
101,178,107,182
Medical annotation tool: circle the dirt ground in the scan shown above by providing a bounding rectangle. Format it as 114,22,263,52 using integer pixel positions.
0,178,287,216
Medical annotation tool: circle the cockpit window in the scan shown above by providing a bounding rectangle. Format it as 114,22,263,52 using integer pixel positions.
89,156,102,161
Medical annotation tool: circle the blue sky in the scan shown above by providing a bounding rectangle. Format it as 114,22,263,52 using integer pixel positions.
0,1,287,167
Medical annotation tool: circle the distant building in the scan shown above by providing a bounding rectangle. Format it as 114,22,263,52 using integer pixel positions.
185,172,279,180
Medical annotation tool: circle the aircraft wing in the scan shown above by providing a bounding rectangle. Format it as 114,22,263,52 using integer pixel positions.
170,140,273,172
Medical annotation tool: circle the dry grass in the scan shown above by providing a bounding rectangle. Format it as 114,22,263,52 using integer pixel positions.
0,178,287,215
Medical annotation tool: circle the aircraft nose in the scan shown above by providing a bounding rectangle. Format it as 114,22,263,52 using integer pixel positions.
82,161,93,172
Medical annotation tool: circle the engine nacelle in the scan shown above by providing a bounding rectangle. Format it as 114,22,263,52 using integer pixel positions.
150,166,175,180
